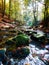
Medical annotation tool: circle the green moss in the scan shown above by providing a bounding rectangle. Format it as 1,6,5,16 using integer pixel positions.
13,34,29,47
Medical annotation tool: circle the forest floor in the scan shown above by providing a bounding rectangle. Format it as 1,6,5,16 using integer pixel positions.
0,13,49,45
0,14,20,44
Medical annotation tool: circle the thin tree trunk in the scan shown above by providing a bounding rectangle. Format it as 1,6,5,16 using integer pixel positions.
14,0,16,20
2,0,6,17
2,0,4,17
33,0,37,26
9,0,11,19
0,1,2,13
44,0,49,27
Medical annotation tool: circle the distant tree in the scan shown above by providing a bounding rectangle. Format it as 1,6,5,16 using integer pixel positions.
1,0,6,17
44,0,49,27
32,0,38,26
9,0,11,19
14,0,20,20
0,1,2,13
2,0,4,17
24,0,31,7
3,0,6,16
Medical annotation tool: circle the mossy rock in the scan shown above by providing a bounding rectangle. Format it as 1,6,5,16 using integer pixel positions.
21,47,30,58
5,40,15,45
14,47,30,59
13,34,29,47
17,31,23,35
5,40,16,51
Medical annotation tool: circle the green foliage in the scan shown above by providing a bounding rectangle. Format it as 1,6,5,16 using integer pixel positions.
23,12,33,26
45,0,49,5
0,0,46,26
5,4,9,15
24,0,31,7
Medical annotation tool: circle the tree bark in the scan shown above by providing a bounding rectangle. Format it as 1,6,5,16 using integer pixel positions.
9,0,11,19
2,0,4,17
44,0,49,27
2,0,6,17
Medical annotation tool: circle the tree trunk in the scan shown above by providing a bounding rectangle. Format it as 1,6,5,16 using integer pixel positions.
14,0,17,20
3,0,6,16
2,0,4,17
9,0,11,19
33,0,37,26
44,0,49,27
2,0,6,17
